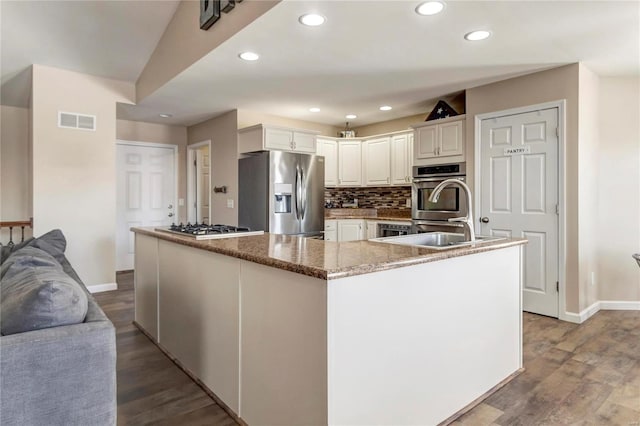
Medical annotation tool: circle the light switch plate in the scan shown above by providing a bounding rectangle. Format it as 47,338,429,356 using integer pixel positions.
227,199,234,208
178,198,185,206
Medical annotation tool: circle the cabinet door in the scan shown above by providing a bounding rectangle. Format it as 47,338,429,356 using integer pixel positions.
324,230,337,241
391,134,410,185
264,128,293,151
337,220,364,241
439,120,464,157
338,141,362,186
407,133,414,180
293,131,316,153
366,221,378,239
363,137,391,186
416,125,437,159
319,139,339,186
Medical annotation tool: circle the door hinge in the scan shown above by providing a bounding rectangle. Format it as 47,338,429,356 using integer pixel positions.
556,281,559,292
555,127,559,137
555,204,559,215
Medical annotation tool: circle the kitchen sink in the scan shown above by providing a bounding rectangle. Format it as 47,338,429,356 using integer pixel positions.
370,232,505,250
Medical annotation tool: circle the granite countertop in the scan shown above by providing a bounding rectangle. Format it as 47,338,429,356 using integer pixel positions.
325,208,411,222
132,227,526,280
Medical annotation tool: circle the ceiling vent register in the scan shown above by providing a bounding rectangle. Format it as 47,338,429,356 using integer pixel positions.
58,111,96,131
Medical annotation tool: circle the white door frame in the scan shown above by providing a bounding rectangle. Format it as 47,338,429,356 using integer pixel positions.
187,140,212,224
473,100,568,321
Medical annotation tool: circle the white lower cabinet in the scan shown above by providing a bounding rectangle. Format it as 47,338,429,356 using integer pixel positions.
324,220,337,241
337,219,365,242
366,220,378,239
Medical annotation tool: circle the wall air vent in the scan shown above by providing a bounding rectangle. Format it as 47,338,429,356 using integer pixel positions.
58,111,96,131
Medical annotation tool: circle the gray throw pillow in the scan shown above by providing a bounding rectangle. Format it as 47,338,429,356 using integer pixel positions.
0,247,88,335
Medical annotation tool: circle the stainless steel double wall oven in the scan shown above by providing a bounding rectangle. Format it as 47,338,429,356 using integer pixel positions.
411,162,467,234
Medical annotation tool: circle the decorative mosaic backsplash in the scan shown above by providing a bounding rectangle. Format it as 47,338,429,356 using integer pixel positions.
325,186,412,210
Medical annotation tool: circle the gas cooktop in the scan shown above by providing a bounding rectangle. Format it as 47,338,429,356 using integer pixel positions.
156,223,264,240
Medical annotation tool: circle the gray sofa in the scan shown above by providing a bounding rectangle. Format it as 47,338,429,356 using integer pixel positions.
0,230,116,425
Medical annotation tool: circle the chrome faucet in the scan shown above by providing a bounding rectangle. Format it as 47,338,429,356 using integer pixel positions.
428,178,476,242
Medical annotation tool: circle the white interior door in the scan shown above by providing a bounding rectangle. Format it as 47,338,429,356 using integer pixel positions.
200,147,210,224
116,143,176,271
478,108,559,317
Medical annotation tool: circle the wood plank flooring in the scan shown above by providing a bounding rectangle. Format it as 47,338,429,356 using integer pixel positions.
96,272,640,425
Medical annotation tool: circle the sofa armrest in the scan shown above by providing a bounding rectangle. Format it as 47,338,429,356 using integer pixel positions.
0,318,116,426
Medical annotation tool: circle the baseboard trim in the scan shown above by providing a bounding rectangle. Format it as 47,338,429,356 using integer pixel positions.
600,300,640,310
86,283,118,293
563,300,640,324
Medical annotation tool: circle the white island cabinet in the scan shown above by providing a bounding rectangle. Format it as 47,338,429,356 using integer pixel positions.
133,229,525,426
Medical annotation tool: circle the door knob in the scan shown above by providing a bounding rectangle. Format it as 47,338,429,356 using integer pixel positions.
480,217,489,223
168,213,174,217
168,204,173,209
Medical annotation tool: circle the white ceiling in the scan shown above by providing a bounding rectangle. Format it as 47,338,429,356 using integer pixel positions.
0,0,180,107
2,1,638,127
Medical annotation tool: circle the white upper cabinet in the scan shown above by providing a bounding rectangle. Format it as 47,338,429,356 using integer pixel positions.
238,124,319,154
338,140,362,186
363,137,391,186
413,115,465,165
390,133,413,185
317,138,339,187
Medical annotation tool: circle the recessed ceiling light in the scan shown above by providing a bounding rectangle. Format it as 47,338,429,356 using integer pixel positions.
299,13,326,26
415,1,445,16
239,51,260,61
346,114,357,119
309,107,321,113
464,30,491,41
379,106,392,111
159,113,173,118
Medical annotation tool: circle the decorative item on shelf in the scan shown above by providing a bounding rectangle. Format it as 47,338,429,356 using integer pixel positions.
338,122,357,138
213,185,228,194
200,0,220,29
425,100,459,121
200,0,240,30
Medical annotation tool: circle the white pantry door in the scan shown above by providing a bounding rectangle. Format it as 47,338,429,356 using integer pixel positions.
116,143,176,271
479,108,559,317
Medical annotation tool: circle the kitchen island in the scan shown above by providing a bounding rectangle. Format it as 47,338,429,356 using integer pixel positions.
132,227,526,426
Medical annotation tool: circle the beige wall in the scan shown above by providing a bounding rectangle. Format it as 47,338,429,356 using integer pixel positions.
116,119,188,221
354,93,465,137
577,64,600,310
137,0,280,101
237,109,340,137
188,110,239,226
0,105,33,241
597,77,640,302
32,65,135,286
466,64,581,314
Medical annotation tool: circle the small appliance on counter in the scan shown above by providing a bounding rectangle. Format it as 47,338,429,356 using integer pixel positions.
411,162,467,234
157,223,264,240
239,151,324,238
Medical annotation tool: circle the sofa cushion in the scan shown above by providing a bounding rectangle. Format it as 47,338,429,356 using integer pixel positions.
1,247,88,335
1,237,35,265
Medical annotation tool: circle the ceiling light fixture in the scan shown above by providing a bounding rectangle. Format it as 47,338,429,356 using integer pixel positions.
309,107,321,112
415,1,445,16
464,30,491,41
345,114,357,119
379,106,392,111
299,13,326,26
159,113,173,118
239,51,260,61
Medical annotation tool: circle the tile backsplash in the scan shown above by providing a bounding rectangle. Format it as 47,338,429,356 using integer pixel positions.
325,186,412,210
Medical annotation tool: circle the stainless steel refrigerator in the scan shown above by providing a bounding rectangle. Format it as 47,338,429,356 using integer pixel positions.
239,151,324,236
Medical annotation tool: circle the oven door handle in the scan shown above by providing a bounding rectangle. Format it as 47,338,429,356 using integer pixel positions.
413,176,465,183
412,220,464,228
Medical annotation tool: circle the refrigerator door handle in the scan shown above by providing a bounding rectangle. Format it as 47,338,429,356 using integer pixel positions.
300,167,306,220
295,166,302,220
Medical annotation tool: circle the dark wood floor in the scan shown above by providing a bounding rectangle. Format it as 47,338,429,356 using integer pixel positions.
96,272,640,425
